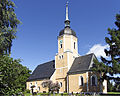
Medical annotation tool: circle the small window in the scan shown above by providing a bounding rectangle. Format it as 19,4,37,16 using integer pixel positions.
91,75,97,86
62,55,63,58
74,42,76,49
81,77,84,86
60,44,62,48
79,76,84,86
59,56,61,59
59,55,63,59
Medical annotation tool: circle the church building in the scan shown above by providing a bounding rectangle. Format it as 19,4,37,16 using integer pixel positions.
26,2,107,93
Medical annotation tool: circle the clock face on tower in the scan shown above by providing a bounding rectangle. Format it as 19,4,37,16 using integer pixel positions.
60,40,63,44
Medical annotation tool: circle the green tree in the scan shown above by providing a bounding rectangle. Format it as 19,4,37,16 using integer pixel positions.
107,80,114,92
93,14,120,83
0,55,31,95
0,0,20,55
0,0,31,95
114,80,120,92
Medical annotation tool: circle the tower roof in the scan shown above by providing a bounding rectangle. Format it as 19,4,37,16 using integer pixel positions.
59,27,76,37
59,1,76,37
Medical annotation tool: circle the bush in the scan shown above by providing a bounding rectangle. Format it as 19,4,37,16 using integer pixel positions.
24,89,30,93
33,92,37,95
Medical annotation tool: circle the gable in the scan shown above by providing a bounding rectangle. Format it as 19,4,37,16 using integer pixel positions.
68,53,95,75
27,60,55,81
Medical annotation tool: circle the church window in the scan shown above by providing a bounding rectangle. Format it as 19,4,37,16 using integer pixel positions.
59,56,61,59
91,75,97,86
29,83,32,89
74,42,76,49
59,55,63,59
60,44,62,48
59,82,62,87
79,76,84,86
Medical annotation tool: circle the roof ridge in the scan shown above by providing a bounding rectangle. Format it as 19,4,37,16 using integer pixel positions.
38,60,55,66
75,53,94,59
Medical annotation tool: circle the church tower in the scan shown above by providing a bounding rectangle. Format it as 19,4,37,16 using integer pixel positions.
55,2,79,92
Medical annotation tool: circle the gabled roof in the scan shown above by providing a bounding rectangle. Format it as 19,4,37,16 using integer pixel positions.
68,53,95,75
27,60,55,82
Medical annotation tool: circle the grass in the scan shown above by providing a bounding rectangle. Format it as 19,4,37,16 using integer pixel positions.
24,93,31,96
107,92,120,94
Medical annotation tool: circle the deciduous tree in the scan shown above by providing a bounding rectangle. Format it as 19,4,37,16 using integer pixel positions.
0,0,31,95
0,0,20,55
0,55,31,95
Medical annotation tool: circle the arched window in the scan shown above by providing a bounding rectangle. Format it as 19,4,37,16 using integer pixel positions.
60,44,62,48
29,83,32,89
91,75,97,86
74,42,76,49
79,76,84,86
59,82,62,87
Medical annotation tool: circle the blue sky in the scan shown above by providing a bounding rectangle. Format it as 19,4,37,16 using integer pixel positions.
11,0,120,71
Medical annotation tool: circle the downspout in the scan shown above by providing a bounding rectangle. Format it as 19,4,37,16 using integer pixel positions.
67,75,69,93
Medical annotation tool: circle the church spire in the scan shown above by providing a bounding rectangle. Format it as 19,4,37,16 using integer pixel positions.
66,1,69,20
65,1,70,28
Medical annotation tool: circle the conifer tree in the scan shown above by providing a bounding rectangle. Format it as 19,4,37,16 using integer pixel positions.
93,14,120,82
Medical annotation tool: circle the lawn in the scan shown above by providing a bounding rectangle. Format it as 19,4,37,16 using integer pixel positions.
24,93,31,96
107,92,120,94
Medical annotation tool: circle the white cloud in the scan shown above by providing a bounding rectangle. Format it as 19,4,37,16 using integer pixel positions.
87,44,109,58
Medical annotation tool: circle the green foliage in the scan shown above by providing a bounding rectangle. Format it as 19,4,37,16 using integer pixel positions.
0,55,31,95
0,0,31,95
107,80,114,92
24,89,30,93
92,13,120,83
0,0,20,55
113,80,120,92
